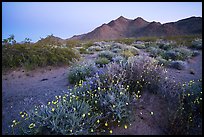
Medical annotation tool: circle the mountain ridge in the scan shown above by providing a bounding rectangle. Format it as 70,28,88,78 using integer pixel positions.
36,16,202,44
67,16,202,41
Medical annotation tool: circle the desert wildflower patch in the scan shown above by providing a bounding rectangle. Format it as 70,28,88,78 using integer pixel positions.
9,38,202,135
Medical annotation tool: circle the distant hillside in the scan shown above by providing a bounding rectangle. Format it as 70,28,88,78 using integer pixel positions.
36,35,65,46
68,16,202,41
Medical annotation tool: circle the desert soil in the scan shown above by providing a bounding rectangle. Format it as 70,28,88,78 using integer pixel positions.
2,50,202,135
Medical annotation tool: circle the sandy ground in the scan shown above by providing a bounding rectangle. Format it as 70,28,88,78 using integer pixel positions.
2,66,70,134
2,50,202,135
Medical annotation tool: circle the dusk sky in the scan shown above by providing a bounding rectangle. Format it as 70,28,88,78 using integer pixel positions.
2,2,202,42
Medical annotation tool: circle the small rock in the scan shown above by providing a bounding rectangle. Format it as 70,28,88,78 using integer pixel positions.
41,78,48,81
169,60,187,70
189,69,195,75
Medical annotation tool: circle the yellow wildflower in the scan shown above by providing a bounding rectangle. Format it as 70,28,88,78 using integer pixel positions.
29,123,35,129
97,119,100,123
110,130,113,134
124,125,128,129
82,114,86,118
91,129,94,132
98,87,101,90
105,122,108,126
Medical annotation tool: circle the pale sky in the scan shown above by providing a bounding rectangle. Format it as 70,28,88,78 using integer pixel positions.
2,2,202,42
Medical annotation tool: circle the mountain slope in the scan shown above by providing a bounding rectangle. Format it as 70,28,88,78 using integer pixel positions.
68,16,202,41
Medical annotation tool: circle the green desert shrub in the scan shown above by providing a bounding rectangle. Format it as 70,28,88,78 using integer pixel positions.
120,46,139,59
95,57,110,67
135,36,158,42
98,51,115,61
132,44,146,49
2,44,80,71
168,60,187,70
68,61,97,84
155,56,169,66
115,38,135,45
192,50,200,57
120,50,135,59
111,43,125,50
111,48,121,53
66,40,82,48
125,46,140,55
83,41,94,49
87,46,102,52
191,39,202,50
173,47,193,60
161,50,179,60
162,47,193,61
158,43,173,50
146,47,164,58
162,35,202,47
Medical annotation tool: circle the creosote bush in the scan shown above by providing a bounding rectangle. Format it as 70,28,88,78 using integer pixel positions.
2,44,80,71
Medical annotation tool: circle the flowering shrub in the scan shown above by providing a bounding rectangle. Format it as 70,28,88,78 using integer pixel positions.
68,61,97,84
126,56,166,94
106,56,167,95
11,94,102,135
11,69,132,135
168,79,202,135
112,56,126,64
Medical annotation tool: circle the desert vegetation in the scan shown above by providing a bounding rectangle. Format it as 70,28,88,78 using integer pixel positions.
3,35,202,135
2,36,80,71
